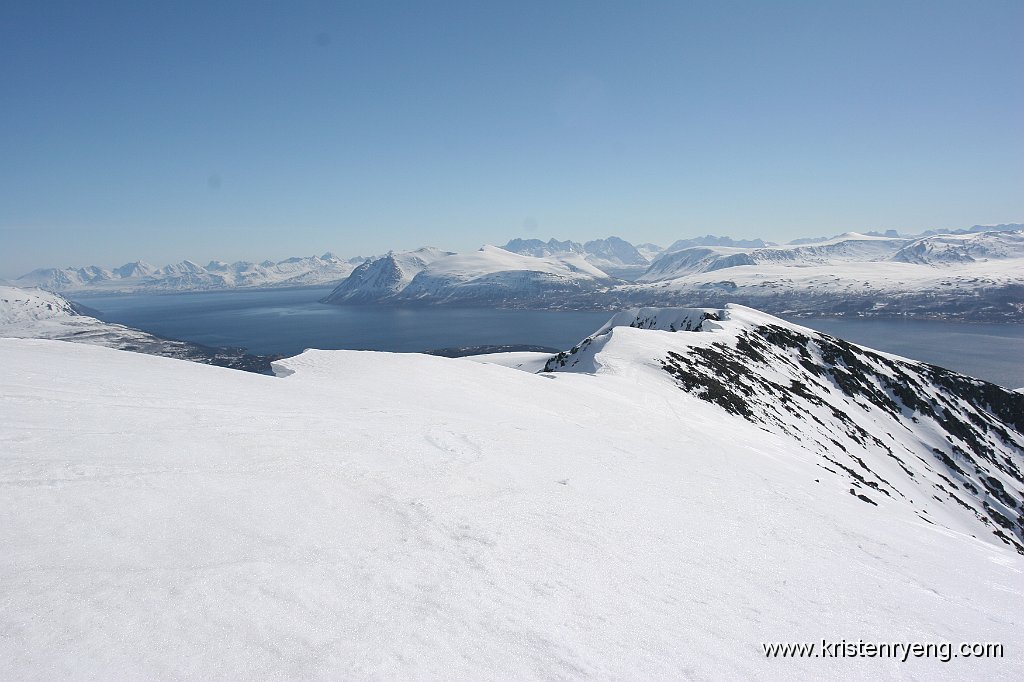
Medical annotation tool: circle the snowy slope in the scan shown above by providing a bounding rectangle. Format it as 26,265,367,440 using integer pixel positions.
1,315,1022,679
16,254,359,293
0,286,272,371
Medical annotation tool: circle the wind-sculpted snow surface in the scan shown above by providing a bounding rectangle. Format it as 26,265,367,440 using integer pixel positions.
545,305,1024,553
2,309,1023,678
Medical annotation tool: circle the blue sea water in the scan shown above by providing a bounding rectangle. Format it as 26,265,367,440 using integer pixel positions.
789,316,1024,390
76,288,1024,388
80,287,611,356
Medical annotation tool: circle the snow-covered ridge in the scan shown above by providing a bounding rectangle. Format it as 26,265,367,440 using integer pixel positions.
544,305,1024,552
15,253,364,294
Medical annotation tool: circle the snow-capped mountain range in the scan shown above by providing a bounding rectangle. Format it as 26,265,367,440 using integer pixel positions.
14,253,364,293
2,300,1021,678
318,227,1024,320
612,229,1024,320
13,223,1024,320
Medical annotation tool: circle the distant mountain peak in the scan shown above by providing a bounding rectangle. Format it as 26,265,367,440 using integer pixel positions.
664,235,774,253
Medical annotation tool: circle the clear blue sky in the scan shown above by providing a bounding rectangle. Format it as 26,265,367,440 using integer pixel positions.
2,0,1022,276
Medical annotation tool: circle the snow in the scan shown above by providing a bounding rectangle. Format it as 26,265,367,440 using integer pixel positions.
1,306,1022,678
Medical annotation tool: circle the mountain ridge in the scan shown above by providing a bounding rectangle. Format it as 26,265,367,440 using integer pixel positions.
541,305,1024,552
